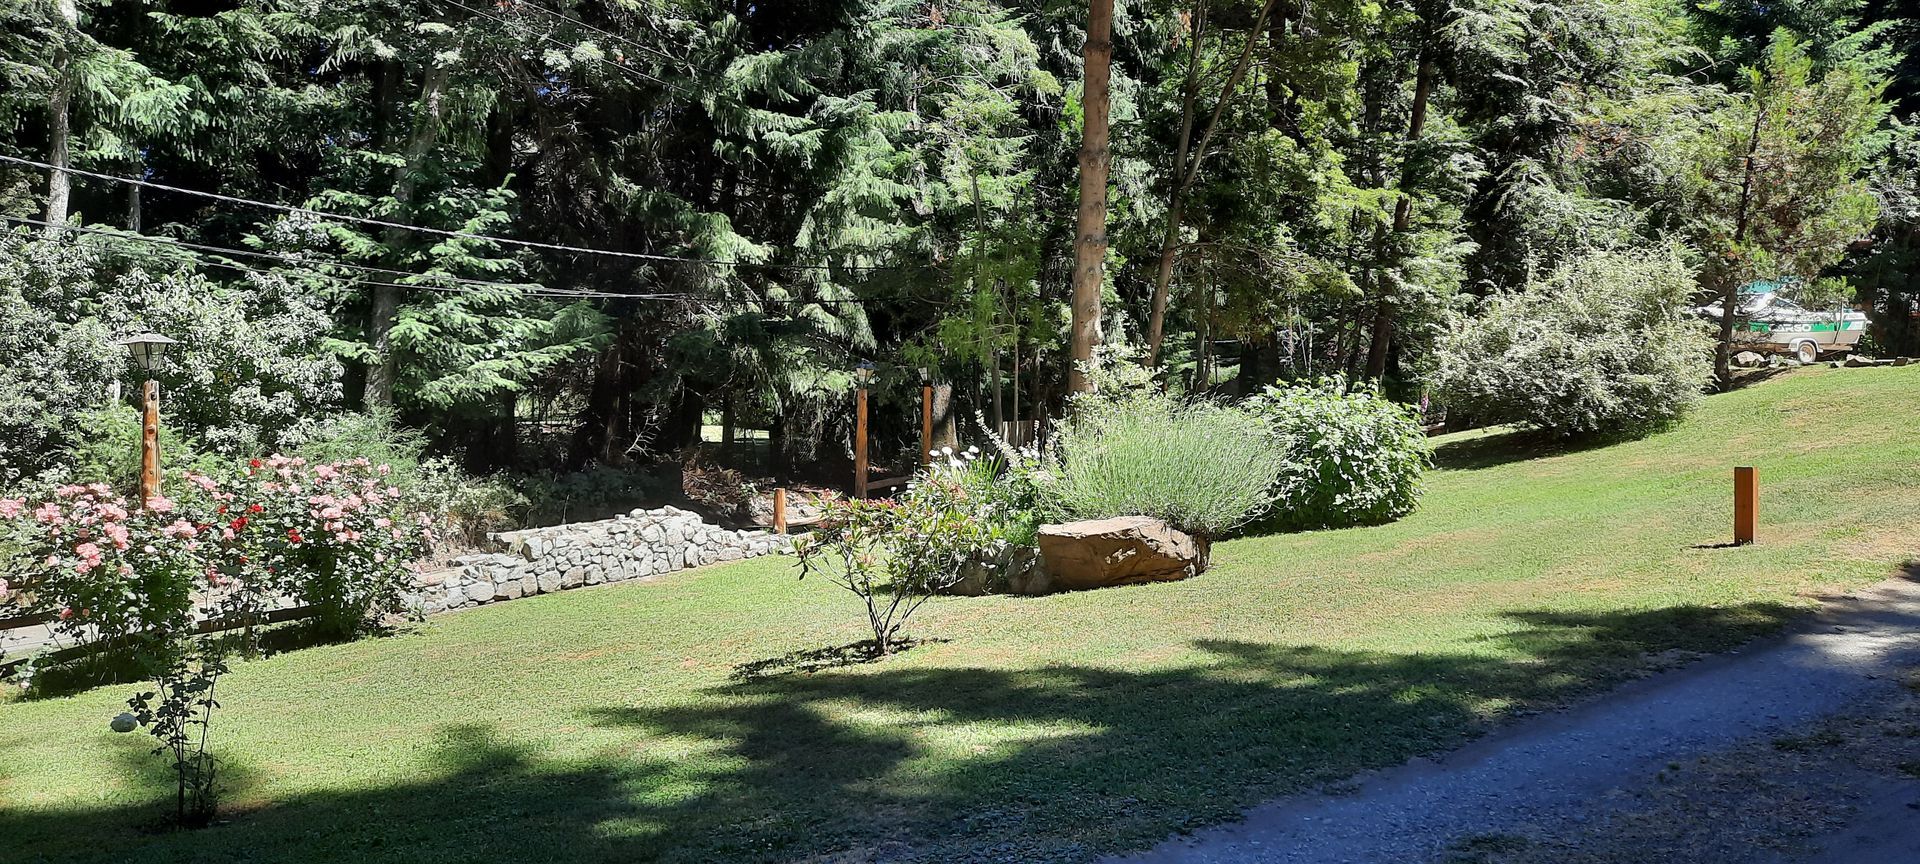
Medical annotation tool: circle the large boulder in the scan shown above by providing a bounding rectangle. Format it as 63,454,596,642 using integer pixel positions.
1037,516,1206,591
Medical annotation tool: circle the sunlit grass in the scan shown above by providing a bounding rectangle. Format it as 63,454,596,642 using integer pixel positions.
2,366,1918,863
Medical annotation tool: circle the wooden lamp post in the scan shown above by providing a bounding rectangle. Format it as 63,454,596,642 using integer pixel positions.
118,332,176,507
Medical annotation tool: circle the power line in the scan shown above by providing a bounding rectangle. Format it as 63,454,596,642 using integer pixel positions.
4,215,667,299
5,215,904,309
0,214,557,292
0,153,914,272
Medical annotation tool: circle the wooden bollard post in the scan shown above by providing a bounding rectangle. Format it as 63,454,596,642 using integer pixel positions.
921,384,934,467
773,487,787,534
1734,466,1758,545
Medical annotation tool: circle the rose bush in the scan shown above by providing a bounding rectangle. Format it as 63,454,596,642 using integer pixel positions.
0,483,233,656
226,455,431,638
0,456,432,669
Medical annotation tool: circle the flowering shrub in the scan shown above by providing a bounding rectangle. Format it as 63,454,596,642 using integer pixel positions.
918,444,1044,548
0,483,231,656
1247,378,1432,530
226,455,431,639
0,457,432,664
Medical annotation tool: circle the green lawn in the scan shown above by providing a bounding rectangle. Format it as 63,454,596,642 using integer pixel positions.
5,368,1920,864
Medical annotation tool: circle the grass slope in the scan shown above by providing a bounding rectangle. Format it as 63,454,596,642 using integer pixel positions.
4,368,1920,864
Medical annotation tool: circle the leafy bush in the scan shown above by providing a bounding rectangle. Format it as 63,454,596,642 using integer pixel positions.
0,232,341,486
289,413,525,555
512,465,674,526
1048,387,1288,538
1429,247,1714,437
117,638,231,827
791,492,996,655
920,445,1044,548
679,447,756,523
1248,378,1432,529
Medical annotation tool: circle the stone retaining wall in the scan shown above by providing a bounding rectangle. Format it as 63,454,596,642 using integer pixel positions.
413,506,784,615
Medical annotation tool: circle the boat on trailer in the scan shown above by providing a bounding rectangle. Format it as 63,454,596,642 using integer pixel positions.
1696,279,1868,364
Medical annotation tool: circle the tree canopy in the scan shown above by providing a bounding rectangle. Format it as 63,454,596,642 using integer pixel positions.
0,0,1914,485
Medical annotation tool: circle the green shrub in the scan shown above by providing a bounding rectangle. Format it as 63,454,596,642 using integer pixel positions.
1429,246,1714,438
0,231,341,486
791,490,998,655
1048,389,1287,538
1249,378,1432,529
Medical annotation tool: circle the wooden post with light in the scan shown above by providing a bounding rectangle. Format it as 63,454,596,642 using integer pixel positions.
773,487,788,534
853,362,873,499
1734,466,1758,545
118,333,176,508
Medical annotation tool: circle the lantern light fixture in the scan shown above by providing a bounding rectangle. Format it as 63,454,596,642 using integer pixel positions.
118,332,178,373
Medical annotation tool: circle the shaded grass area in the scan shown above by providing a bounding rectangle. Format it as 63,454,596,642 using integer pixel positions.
4,367,1920,864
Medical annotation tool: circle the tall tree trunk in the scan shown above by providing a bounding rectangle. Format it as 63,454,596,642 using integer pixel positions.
991,345,1004,432
1715,102,1768,387
1145,1,1207,369
1069,0,1115,393
929,383,958,452
44,0,79,231
570,329,625,470
369,62,454,410
1146,0,1280,368
1012,337,1023,446
1364,49,1434,380
769,415,788,480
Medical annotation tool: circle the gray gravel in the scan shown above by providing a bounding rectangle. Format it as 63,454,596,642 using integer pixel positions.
1107,576,1920,864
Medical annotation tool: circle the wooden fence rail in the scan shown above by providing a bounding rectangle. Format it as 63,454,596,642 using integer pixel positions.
0,603,323,674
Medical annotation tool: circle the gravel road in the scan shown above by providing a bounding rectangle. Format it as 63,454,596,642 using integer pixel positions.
1108,575,1920,864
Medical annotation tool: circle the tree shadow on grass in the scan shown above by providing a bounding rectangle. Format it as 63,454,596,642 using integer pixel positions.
1431,427,1622,472
0,602,1818,864
16,620,407,701
729,637,948,682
